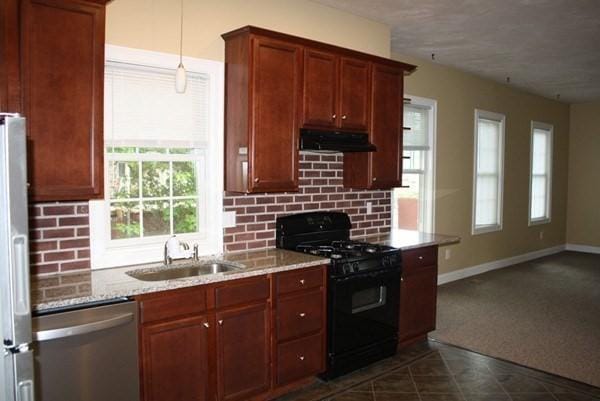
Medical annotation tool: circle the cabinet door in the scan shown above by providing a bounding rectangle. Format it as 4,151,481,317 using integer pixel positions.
399,265,438,343
302,49,338,128
216,303,270,401
140,316,210,401
370,64,404,189
21,0,105,201
250,37,301,192
339,57,370,131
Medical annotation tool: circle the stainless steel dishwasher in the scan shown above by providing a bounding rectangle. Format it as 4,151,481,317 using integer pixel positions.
32,299,140,401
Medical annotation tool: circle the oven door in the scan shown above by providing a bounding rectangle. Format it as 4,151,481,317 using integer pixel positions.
328,267,401,356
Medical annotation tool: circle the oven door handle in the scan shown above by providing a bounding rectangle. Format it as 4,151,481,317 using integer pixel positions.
332,267,401,282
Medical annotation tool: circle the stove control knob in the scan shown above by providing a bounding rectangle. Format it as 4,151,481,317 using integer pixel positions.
352,262,359,271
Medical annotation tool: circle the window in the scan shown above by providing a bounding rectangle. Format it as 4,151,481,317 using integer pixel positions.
472,109,505,234
90,46,224,268
393,96,436,232
529,121,553,225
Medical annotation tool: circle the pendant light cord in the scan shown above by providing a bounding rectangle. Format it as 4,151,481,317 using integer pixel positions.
179,0,184,65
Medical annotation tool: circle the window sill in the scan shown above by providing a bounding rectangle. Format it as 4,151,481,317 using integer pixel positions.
529,218,551,226
472,224,503,236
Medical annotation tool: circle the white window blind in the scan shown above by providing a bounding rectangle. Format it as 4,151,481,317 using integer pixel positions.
529,122,553,224
404,105,429,150
473,110,505,234
104,62,210,148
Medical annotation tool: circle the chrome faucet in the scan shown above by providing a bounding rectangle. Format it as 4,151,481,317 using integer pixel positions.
163,236,199,266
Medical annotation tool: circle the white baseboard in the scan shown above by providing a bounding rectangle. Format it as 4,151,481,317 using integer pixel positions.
565,243,600,254
437,244,566,285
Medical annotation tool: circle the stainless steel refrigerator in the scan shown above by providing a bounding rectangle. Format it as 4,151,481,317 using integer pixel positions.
1,114,35,401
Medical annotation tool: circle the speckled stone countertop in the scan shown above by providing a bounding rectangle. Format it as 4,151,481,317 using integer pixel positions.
31,249,328,312
360,229,460,250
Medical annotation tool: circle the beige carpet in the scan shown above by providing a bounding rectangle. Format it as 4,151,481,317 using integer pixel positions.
431,251,600,388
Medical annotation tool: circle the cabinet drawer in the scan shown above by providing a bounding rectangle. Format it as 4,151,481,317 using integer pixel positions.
277,332,324,385
215,276,270,309
402,246,438,273
276,266,325,295
277,289,323,341
138,287,207,324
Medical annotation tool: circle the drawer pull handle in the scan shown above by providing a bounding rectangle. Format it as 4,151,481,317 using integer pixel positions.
299,312,306,318
299,279,305,285
299,356,305,361
341,115,347,120
203,322,210,329
218,320,223,326
418,256,424,260
401,277,404,282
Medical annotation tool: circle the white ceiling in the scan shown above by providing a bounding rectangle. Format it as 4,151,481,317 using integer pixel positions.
313,0,600,103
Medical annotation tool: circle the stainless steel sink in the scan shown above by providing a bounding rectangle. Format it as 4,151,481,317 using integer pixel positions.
126,262,241,281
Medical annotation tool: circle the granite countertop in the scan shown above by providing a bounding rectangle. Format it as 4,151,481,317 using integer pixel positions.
31,229,459,312
360,229,460,250
31,248,328,312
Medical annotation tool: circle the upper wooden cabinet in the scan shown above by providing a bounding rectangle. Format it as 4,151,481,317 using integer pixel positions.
344,63,405,189
17,0,107,201
223,26,416,193
302,50,370,132
223,30,302,193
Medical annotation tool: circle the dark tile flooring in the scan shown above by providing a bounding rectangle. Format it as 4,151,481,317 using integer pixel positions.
276,341,600,401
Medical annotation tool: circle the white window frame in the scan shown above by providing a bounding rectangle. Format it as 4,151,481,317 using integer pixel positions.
528,121,553,226
90,45,224,269
392,95,437,233
472,109,505,235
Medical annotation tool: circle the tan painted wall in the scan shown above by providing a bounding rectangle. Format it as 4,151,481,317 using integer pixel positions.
395,53,571,274
105,0,391,61
567,101,600,247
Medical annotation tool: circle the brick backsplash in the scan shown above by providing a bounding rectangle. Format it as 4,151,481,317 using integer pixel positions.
223,153,392,252
28,202,91,275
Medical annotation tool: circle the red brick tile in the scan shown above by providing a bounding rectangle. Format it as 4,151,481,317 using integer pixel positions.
246,223,266,231
43,205,75,216
43,228,75,239
246,206,265,214
256,197,276,204
237,215,255,223
266,205,284,213
76,227,89,236
235,233,255,242
29,218,57,229
76,204,89,214
256,231,274,240
225,226,245,234
365,228,378,235
34,263,59,275
304,187,320,194
276,196,294,204
304,171,320,177
320,202,336,209
59,238,90,249
312,163,327,169
303,203,319,210
77,249,90,259
226,243,247,252
294,195,311,202
44,251,75,262
235,197,255,206
60,260,90,272
58,216,89,226
256,214,275,222
321,155,337,162
224,235,234,243
247,240,267,249
30,241,58,253
329,194,343,201
223,198,234,206
267,239,276,247
303,154,320,161
285,204,302,212
29,206,42,217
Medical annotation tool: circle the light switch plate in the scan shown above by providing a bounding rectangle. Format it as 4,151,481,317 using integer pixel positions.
223,211,236,228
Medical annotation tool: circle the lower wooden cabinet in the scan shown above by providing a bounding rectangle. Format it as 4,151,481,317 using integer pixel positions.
398,246,439,347
136,266,326,401
140,315,210,401
216,304,271,401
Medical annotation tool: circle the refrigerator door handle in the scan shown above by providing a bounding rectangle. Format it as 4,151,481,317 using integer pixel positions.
13,348,35,401
12,235,30,317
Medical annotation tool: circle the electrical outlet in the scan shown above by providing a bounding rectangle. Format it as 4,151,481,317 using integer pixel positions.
366,201,373,214
223,211,236,228
539,230,544,240
444,249,451,260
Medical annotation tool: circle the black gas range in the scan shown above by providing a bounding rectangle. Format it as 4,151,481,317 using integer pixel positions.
276,211,402,379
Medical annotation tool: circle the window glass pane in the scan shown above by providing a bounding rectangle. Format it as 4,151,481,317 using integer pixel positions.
139,147,167,154
403,150,424,171
169,148,194,154
142,200,170,236
142,162,170,197
477,119,500,174
404,105,429,147
174,199,198,234
531,175,547,219
110,202,140,239
532,130,548,175
173,162,197,197
109,161,139,199
476,175,499,226
396,173,421,230
109,146,137,154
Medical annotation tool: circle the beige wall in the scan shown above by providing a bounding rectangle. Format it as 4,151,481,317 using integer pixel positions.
106,0,390,61
395,53,571,274
567,101,600,247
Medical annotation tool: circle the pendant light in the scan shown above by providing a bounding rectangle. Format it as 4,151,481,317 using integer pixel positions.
175,0,187,93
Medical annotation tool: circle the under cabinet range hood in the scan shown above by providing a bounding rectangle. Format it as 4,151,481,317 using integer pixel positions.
299,129,376,153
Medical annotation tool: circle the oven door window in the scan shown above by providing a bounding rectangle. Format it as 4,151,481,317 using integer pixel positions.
352,286,387,314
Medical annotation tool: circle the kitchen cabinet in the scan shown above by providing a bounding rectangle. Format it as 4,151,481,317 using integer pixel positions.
344,63,405,189
137,267,326,401
18,0,107,201
398,246,438,348
222,26,416,194
222,29,302,193
302,50,370,132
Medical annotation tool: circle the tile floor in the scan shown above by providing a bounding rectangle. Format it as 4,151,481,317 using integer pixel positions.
276,341,600,401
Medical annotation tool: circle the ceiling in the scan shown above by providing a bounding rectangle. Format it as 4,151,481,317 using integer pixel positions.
313,0,600,103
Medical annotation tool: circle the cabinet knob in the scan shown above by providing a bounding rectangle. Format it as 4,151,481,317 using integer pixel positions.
401,277,404,282
299,312,306,318
203,322,210,328
418,256,424,260
218,320,223,326
254,177,259,183
299,279,305,285
332,114,337,119
341,115,347,120
373,177,377,182
298,356,305,361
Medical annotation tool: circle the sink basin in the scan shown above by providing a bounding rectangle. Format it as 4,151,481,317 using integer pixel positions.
127,262,241,281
